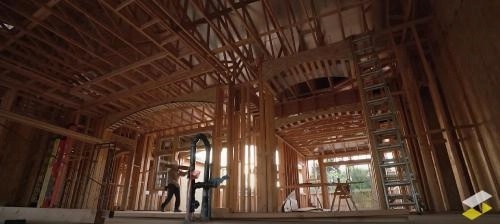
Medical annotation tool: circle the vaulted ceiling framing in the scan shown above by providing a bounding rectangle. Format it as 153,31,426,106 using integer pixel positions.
277,109,366,156
0,0,371,114
0,0,374,155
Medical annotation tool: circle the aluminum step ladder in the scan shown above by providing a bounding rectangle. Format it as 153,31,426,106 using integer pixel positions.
352,33,421,212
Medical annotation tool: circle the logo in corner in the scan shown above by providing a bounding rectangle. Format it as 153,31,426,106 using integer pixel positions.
462,190,492,220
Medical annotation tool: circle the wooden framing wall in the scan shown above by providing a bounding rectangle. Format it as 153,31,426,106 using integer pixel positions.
429,0,500,209
211,86,224,208
0,0,499,215
277,139,300,207
0,120,52,206
391,43,448,211
0,94,110,209
256,82,278,212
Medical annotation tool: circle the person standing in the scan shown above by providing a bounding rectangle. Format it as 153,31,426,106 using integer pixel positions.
160,163,187,212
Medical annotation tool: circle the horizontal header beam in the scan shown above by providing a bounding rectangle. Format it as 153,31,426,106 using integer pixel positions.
0,109,105,144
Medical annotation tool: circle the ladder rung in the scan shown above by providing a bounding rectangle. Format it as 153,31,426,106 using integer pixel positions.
353,46,375,55
384,181,411,187
370,112,395,120
352,34,372,42
360,69,382,77
366,96,389,105
372,127,397,135
389,202,417,207
357,58,378,67
380,162,407,168
364,82,386,91
381,158,406,163
376,144,403,151
387,194,413,199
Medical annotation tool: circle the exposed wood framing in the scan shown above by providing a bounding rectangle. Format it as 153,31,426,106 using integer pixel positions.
1,0,498,216
0,109,104,144
410,25,472,203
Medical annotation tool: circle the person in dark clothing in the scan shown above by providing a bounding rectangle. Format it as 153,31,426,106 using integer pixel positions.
160,163,187,212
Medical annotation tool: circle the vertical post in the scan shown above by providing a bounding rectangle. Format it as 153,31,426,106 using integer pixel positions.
265,87,277,212
256,82,266,213
0,90,16,146
71,116,91,208
432,23,499,208
277,139,284,207
336,0,346,39
94,142,116,224
239,86,247,211
139,134,154,210
392,40,446,211
411,26,471,201
232,89,241,212
63,117,79,208
121,143,136,210
212,85,224,208
225,83,236,212
256,82,278,212
318,157,329,208
247,133,254,211
129,135,145,209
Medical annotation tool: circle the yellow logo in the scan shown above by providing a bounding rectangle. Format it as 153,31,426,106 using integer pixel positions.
462,190,492,220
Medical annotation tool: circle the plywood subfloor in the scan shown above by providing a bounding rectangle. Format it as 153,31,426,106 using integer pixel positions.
108,211,500,224
113,209,408,219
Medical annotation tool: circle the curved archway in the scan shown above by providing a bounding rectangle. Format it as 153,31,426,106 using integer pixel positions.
276,109,367,156
107,101,216,133
262,40,355,101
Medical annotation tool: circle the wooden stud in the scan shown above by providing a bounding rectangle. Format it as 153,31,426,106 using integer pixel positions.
391,41,446,211
336,0,346,39
212,86,224,208
318,157,329,208
411,26,473,202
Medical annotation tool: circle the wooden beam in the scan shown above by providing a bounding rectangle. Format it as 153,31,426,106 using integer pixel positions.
0,1,117,69
0,89,17,111
0,109,105,144
225,83,235,211
71,52,169,92
0,76,80,109
336,0,346,39
140,0,227,74
262,39,351,80
312,148,370,159
0,0,60,51
82,63,213,110
318,156,329,208
411,26,473,202
391,36,445,211
275,134,305,158
190,0,256,78
106,89,216,128
0,59,68,91
275,91,361,128
262,0,295,55
225,0,270,58
98,0,189,71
